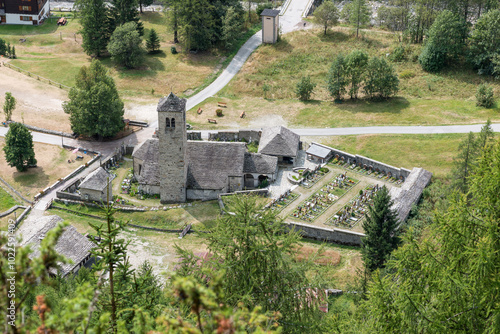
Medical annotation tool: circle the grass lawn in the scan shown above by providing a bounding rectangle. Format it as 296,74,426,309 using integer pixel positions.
189,27,500,128
0,140,91,197
0,187,18,212
310,133,470,177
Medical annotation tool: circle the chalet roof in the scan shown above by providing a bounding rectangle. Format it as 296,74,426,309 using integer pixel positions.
306,143,331,159
389,168,433,223
186,141,246,190
258,126,300,158
79,167,115,192
25,216,95,277
243,152,278,174
132,139,160,186
157,92,186,113
261,9,280,17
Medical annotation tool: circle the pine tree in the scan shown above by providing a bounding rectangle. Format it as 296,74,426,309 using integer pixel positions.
63,60,124,139
364,56,399,99
222,6,243,49
178,0,215,51
349,0,371,38
3,123,37,172
361,186,400,272
146,28,160,53
77,0,111,57
110,0,143,35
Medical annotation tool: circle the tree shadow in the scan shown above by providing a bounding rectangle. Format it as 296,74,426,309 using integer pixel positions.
272,38,294,53
317,30,350,43
13,167,49,191
334,96,411,115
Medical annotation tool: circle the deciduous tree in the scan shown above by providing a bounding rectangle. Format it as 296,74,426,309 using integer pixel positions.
468,9,500,75
108,22,145,68
3,122,37,172
348,0,371,38
63,60,124,139
345,49,369,99
364,56,399,99
3,92,16,121
313,0,339,35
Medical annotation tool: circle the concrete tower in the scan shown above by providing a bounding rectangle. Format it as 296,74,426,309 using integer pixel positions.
157,93,187,203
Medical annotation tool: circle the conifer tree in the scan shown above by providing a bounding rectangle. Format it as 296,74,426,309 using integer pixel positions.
77,0,111,57
361,186,400,272
146,28,161,53
327,54,348,101
349,0,371,38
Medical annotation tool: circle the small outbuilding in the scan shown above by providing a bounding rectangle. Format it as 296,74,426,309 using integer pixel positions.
306,143,332,164
261,8,280,44
25,216,95,277
243,152,279,188
79,167,115,203
258,126,300,165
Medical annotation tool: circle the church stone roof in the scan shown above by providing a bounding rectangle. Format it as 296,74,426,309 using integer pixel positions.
79,167,115,192
243,152,278,174
186,141,246,190
132,139,160,186
25,216,95,277
258,126,300,158
157,93,186,113
261,9,280,17
389,167,433,223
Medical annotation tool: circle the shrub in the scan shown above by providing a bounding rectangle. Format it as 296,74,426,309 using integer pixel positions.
476,84,495,108
295,76,316,101
399,70,416,79
390,44,407,62
171,46,178,54
419,44,446,73
256,3,273,16
216,109,223,117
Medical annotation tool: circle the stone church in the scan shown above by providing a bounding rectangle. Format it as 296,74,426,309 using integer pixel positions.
132,93,297,203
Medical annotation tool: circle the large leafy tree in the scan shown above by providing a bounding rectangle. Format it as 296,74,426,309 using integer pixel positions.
364,56,399,99
77,0,111,57
419,10,467,72
361,185,400,272
63,60,124,139
327,54,348,101
468,9,500,75
345,49,369,99
108,22,145,69
3,123,37,172
177,195,322,333
313,0,339,35
354,137,500,333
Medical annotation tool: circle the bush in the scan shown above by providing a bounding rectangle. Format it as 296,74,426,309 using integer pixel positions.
476,84,495,108
390,44,407,62
171,46,178,54
295,76,316,101
419,44,446,73
216,109,223,117
399,70,416,79
256,3,273,16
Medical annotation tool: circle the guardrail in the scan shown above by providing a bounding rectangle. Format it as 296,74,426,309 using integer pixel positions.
2,62,71,90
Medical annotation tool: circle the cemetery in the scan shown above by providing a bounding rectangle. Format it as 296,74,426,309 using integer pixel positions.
290,173,359,222
287,165,330,187
265,190,299,214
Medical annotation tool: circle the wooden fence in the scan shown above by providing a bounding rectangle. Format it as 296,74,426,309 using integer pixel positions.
2,62,71,90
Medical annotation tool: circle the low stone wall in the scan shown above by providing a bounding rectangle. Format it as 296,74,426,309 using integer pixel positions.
15,207,31,227
56,191,82,201
187,132,202,140
8,121,74,138
208,130,261,143
311,142,411,181
0,205,26,218
0,176,33,204
285,221,364,246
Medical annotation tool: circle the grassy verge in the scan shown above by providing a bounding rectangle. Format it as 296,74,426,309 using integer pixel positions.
0,187,18,212
310,133,470,177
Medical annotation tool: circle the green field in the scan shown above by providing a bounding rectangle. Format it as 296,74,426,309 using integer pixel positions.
0,187,17,212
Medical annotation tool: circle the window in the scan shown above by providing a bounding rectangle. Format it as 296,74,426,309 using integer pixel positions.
171,118,176,128
165,118,170,128
19,5,31,11
20,16,32,21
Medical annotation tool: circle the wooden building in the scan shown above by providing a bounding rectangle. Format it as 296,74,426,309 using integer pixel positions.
1,0,50,25
261,8,280,44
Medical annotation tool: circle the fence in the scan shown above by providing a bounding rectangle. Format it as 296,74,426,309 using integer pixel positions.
2,62,71,90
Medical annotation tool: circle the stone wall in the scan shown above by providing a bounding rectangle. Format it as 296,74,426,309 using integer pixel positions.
187,132,202,140
311,142,411,181
208,130,261,143
285,221,364,246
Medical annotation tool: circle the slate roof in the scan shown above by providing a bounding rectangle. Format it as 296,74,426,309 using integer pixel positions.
79,167,115,192
133,139,161,186
243,152,278,174
261,9,280,17
25,216,95,277
389,168,433,223
258,126,300,157
157,92,186,113
306,143,331,159
186,141,246,190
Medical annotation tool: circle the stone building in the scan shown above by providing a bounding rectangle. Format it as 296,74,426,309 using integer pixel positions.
132,93,288,203
261,8,280,44
79,167,115,202
306,143,332,164
258,126,300,165
25,216,95,277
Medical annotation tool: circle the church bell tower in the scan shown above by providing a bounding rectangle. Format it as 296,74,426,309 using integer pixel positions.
157,93,187,203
